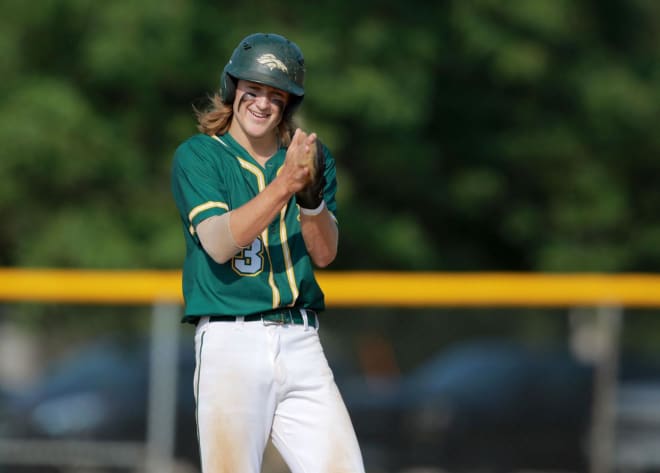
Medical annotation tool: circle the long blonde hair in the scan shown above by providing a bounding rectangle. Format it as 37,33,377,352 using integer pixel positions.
194,94,296,147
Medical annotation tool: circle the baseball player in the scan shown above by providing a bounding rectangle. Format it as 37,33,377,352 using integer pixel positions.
170,33,365,472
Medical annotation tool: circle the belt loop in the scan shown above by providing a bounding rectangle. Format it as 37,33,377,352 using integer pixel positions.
236,315,245,325
300,308,309,331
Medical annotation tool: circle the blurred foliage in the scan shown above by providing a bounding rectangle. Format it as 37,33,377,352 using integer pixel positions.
1,0,659,273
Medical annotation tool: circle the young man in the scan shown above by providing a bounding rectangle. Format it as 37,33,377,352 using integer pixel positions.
171,33,365,472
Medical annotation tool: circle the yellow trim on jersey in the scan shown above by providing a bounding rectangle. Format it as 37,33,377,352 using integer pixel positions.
280,204,299,304
261,232,280,308
187,201,229,236
237,158,266,189
275,163,299,305
236,157,280,308
211,135,230,149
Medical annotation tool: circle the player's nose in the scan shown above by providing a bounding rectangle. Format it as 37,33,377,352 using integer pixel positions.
253,94,271,109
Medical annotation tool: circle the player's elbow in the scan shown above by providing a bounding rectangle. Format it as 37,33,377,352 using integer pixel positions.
200,239,239,264
306,231,338,268
197,213,242,265
206,249,235,265
310,248,337,268
313,258,332,269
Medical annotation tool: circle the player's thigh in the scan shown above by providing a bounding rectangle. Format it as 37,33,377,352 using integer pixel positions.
270,329,365,473
194,321,277,473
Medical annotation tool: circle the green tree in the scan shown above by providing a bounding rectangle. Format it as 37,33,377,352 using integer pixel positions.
0,0,659,273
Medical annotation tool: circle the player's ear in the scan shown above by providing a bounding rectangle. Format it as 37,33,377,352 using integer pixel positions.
220,70,237,105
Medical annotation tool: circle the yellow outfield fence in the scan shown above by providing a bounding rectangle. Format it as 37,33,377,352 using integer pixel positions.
0,268,659,307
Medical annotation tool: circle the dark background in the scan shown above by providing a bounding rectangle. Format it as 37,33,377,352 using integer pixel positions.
1,0,659,273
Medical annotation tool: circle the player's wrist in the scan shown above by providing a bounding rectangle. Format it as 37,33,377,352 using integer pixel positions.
300,200,325,216
270,175,297,202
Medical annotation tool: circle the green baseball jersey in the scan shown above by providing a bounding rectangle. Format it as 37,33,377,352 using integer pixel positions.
171,132,337,322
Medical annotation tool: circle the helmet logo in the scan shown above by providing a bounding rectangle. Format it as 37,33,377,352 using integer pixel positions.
256,54,288,73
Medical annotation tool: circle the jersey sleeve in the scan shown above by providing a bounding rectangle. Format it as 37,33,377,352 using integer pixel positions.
171,136,230,241
320,143,339,222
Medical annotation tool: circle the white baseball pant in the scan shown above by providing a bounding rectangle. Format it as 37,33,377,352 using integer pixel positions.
193,314,365,473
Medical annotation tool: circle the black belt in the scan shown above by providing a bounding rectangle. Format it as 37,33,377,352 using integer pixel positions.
209,308,317,328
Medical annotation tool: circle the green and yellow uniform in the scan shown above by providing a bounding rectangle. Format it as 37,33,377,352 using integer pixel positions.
170,132,337,322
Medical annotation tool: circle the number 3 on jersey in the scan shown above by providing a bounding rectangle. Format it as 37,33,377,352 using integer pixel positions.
232,238,264,276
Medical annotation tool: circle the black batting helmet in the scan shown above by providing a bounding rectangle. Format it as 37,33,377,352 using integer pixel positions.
220,33,305,116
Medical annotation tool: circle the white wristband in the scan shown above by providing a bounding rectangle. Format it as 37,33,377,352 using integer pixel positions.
300,200,326,216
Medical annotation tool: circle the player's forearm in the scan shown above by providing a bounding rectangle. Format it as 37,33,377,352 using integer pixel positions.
229,179,293,247
300,207,338,268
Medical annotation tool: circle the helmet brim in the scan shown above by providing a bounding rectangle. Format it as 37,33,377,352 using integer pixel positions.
229,70,304,98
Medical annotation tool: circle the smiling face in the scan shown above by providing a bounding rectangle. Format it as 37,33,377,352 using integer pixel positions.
228,79,289,147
